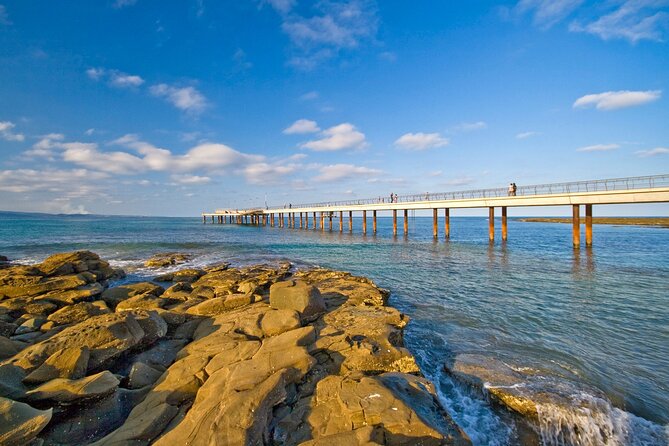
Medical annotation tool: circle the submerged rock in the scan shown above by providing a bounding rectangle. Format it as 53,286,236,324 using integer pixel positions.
145,253,192,268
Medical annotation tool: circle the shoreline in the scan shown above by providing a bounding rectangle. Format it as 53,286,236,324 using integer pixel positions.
517,217,669,228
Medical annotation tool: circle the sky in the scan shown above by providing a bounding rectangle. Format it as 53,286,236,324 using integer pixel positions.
0,0,668,217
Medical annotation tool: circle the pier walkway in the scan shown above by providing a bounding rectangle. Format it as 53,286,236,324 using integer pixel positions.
203,174,669,248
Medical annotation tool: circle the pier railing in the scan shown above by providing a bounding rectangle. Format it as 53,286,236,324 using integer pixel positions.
267,174,669,210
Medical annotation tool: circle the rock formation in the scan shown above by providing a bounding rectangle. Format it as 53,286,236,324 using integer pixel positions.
0,251,469,445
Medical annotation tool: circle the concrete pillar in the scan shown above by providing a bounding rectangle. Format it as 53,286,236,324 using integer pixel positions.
373,210,377,233
313,212,317,229
300,213,303,229
211,215,214,224
502,207,508,241
203,215,206,224
321,212,325,231
433,209,438,238
339,211,343,232
393,210,397,236
305,212,309,229
348,211,353,232
362,210,367,234
403,210,408,235
585,204,593,247
329,213,333,231
489,207,494,241
573,205,580,248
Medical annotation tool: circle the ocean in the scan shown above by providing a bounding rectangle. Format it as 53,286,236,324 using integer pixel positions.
1,211,667,445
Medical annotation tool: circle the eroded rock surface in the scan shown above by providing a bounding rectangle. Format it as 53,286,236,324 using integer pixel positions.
0,251,468,445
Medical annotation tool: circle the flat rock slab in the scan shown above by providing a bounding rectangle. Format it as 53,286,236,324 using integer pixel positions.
26,370,120,403
23,346,90,384
269,280,326,321
0,396,52,445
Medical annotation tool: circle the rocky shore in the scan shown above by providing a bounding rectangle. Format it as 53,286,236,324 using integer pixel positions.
0,251,470,445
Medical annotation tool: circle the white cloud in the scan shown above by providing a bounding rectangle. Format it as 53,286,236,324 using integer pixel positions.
283,119,320,134
505,0,583,28
516,131,539,139
113,0,138,8
636,147,669,157
0,168,109,193
87,68,144,88
300,91,319,101
171,174,211,184
573,90,661,110
570,1,669,43
109,72,144,88
23,133,65,159
275,0,378,69
429,170,443,177
576,143,620,152
394,132,449,151
86,68,106,81
0,121,25,142
444,176,476,186
150,84,208,114
453,121,487,132
243,162,299,185
0,4,11,25
85,128,95,136
314,163,381,182
301,123,367,151
263,0,296,14
61,142,146,175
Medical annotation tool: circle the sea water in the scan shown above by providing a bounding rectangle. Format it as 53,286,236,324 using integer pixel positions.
1,211,667,445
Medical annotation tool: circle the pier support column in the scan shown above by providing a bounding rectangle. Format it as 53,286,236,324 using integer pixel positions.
211,215,214,224
321,213,325,231
433,209,438,238
313,212,317,229
339,211,343,232
271,214,274,227
300,213,303,229
585,204,593,247
573,205,580,249
363,210,367,234
393,210,397,236
502,207,508,241
349,211,353,232
404,210,409,235
373,210,377,233
489,207,495,242
329,213,333,231
305,212,309,229
445,208,450,239
203,215,206,224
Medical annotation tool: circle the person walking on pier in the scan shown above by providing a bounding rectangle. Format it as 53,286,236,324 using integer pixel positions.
390,192,394,203
508,183,517,196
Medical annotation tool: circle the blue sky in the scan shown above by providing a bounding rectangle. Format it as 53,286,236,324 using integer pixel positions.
0,0,668,216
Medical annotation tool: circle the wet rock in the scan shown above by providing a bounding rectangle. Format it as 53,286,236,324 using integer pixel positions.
101,282,164,308
47,301,111,325
25,370,120,403
127,361,163,389
145,253,192,268
23,347,89,384
270,279,326,321
0,320,17,337
0,255,8,262
15,317,45,335
37,251,121,281
0,335,19,359
10,310,167,372
0,364,27,399
0,396,52,445
154,268,205,283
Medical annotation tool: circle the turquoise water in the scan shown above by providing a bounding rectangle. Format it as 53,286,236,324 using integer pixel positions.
1,211,668,445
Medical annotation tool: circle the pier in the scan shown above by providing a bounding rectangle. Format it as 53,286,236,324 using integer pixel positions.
202,174,669,248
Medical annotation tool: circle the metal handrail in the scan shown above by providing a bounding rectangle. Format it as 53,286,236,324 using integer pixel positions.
256,173,669,211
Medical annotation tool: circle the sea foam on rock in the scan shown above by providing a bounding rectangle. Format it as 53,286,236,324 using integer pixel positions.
0,250,469,445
